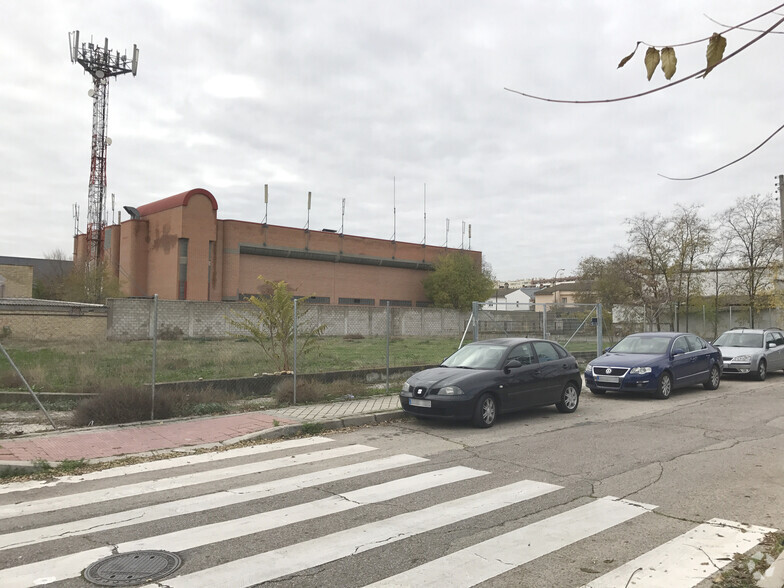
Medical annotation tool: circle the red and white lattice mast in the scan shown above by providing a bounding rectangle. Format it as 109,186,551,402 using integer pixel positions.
68,31,139,264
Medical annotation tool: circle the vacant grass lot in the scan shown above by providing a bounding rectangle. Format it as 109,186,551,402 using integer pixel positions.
0,337,463,394
0,336,598,395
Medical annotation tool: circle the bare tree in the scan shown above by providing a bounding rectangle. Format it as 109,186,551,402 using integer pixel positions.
720,194,781,327
626,213,675,330
669,205,710,330
703,231,734,339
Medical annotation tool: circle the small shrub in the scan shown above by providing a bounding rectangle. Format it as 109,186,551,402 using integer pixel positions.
0,325,11,340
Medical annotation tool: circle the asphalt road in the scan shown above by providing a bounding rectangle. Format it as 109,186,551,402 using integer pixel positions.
0,373,782,587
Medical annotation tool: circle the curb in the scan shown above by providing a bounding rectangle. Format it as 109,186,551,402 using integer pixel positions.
758,549,784,588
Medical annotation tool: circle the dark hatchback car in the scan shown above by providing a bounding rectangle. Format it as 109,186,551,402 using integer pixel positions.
584,332,722,399
400,338,582,428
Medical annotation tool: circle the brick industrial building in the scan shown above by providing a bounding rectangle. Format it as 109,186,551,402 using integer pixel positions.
74,188,483,305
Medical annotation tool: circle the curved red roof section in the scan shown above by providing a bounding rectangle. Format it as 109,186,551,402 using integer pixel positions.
136,189,218,217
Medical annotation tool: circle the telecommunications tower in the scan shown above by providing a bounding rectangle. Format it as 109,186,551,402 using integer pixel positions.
68,31,139,263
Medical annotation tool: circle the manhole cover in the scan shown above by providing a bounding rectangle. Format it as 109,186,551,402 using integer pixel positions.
83,550,182,586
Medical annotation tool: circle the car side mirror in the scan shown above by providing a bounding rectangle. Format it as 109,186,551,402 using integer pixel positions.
768,342,776,349
603,346,612,354
504,359,522,373
671,347,686,356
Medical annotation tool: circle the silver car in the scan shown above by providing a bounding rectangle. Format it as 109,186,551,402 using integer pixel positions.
713,328,784,381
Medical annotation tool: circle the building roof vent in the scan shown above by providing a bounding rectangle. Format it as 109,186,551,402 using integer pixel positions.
123,206,141,220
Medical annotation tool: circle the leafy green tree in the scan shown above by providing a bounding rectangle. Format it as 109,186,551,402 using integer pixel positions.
423,253,494,311
229,278,326,371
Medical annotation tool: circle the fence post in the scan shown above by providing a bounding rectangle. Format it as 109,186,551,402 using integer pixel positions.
542,303,547,339
596,302,603,358
472,301,479,341
293,298,298,405
386,301,390,394
151,294,158,421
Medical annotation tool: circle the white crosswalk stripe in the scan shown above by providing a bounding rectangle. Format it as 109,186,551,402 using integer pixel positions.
0,454,427,550
146,479,563,588
0,466,488,587
0,437,776,588
580,518,777,587
366,497,656,588
0,443,376,518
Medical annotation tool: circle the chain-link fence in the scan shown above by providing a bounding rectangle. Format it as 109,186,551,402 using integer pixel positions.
471,301,603,358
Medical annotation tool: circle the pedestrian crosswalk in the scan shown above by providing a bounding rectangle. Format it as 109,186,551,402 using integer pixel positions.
0,436,775,588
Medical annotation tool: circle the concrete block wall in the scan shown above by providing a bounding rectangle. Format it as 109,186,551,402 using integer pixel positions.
107,298,471,341
0,311,107,341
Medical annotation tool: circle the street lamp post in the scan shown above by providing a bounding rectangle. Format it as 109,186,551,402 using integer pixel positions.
553,268,565,302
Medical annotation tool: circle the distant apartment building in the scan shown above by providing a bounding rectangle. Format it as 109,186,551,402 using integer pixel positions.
74,188,483,305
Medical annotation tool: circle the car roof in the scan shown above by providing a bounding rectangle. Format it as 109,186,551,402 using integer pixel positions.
623,332,688,338
471,337,546,347
724,327,781,334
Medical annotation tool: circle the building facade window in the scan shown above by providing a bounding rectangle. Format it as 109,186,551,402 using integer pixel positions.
207,240,215,301
380,299,412,307
178,238,188,300
338,297,374,306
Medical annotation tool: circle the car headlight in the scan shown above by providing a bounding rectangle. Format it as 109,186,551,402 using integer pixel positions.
630,367,652,375
732,355,751,362
439,385,464,396
401,381,413,396
585,364,593,373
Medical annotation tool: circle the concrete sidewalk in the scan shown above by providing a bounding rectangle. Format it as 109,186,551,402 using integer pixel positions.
0,395,403,471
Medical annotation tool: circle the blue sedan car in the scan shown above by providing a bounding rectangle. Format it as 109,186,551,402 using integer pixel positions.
584,332,722,399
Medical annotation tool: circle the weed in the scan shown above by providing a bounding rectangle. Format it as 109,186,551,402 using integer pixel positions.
711,531,784,587
189,402,229,416
299,422,324,435
272,419,280,427
0,325,11,340
59,459,87,472
32,459,52,472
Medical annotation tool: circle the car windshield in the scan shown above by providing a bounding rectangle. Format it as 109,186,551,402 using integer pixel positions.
442,344,507,369
610,335,671,354
714,332,763,348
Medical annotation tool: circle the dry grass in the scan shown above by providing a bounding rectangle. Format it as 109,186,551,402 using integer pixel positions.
71,384,239,426
271,378,386,406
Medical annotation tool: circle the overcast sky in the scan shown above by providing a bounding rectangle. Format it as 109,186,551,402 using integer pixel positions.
3,1,783,281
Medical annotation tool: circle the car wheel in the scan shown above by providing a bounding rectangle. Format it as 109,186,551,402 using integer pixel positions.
703,365,721,390
653,371,672,399
589,387,606,395
754,359,767,381
472,393,497,428
556,382,580,413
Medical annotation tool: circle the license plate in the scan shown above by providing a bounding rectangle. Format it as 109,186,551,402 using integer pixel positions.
596,375,619,383
410,398,431,408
